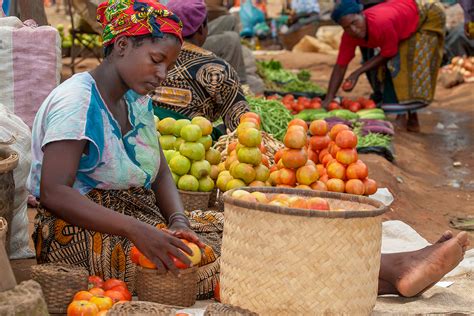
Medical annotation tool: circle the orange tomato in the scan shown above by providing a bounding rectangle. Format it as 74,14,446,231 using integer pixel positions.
89,296,113,311
138,255,157,269
288,118,308,132
67,300,99,316
89,288,105,296
335,130,358,149
73,291,94,301
103,278,126,291
170,255,189,269
342,80,353,91
88,276,104,289
240,112,261,124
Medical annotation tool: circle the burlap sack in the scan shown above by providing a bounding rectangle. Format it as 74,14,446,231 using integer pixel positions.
0,146,18,256
0,280,49,316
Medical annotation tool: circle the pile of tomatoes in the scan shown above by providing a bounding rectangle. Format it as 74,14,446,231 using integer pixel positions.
267,94,322,114
67,276,132,316
328,97,377,112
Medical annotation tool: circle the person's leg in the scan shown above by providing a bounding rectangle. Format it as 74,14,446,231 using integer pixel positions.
407,111,420,133
377,231,469,297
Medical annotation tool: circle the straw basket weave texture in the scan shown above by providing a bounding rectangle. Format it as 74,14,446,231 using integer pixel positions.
0,148,18,255
220,187,387,315
179,190,211,211
135,266,198,307
30,263,88,314
108,301,177,316
204,303,258,316
0,280,49,316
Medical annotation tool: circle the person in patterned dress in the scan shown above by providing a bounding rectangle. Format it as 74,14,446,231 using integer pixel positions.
151,0,249,135
27,0,223,297
322,0,445,132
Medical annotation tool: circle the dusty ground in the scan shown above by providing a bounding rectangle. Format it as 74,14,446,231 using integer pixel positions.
258,51,474,246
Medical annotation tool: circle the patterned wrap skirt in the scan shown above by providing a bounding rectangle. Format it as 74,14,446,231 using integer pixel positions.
32,187,224,298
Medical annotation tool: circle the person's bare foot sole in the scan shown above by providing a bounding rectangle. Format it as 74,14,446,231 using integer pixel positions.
396,232,469,297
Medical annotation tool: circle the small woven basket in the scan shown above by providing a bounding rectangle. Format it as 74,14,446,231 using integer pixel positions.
30,263,88,314
179,190,211,211
220,187,388,315
135,266,198,307
108,301,177,316
204,303,258,316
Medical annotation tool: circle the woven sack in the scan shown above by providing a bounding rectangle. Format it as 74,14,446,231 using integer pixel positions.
204,303,258,316
0,217,17,292
108,301,177,316
220,187,388,315
135,266,198,307
0,146,18,255
30,263,88,314
0,280,48,316
179,190,211,211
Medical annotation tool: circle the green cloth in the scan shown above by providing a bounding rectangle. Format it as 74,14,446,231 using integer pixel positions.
153,106,224,141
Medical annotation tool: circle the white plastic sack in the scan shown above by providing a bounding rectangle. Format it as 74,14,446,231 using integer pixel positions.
0,16,61,128
0,103,34,259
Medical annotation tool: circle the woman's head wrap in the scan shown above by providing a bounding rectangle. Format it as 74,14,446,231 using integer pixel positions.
97,0,183,47
166,0,207,38
331,0,363,23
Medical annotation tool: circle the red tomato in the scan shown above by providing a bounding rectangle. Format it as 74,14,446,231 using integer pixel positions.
88,276,104,289
348,102,362,112
307,101,321,109
130,246,141,264
292,101,305,113
312,97,322,103
110,285,132,301
103,278,126,291
342,80,354,91
341,98,352,109
282,94,294,102
327,102,341,111
266,94,279,100
364,100,377,109
104,290,126,303
171,255,189,269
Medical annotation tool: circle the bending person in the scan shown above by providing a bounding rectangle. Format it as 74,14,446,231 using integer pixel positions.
322,0,445,132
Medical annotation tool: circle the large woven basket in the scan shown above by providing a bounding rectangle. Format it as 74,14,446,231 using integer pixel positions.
0,148,19,255
179,190,211,211
108,301,177,316
220,187,388,315
135,266,198,307
204,303,258,316
30,263,88,314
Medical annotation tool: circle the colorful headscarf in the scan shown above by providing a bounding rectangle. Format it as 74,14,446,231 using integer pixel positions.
331,0,363,23
97,0,183,47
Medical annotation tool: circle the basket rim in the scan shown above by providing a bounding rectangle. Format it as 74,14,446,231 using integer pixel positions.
137,265,198,275
223,187,388,218
178,189,212,196
0,150,19,173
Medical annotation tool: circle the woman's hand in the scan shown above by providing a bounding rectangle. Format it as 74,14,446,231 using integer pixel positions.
166,222,206,249
127,221,192,275
342,72,360,92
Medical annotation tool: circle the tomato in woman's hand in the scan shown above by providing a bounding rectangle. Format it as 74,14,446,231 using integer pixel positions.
103,278,126,291
88,275,104,289
342,80,354,91
170,254,189,269
130,246,141,264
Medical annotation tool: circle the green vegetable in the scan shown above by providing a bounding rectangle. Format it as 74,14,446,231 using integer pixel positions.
328,109,359,120
294,109,328,121
297,70,311,82
357,133,392,148
358,112,386,120
246,97,293,141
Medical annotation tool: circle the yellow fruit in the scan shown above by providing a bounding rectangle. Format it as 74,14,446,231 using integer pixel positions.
173,119,191,137
238,127,262,147
178,175,199,191
179,142,205,161
159,135,176,150
254,164,270,182
231,163,256,185
237,147,262,166
205,148,222,165
157,117,176,135
197,135,213,151
225,179,246,191
199,176,215,192
191,116,213,136
180,124,202,142
190,160,211,179
169,155,191,176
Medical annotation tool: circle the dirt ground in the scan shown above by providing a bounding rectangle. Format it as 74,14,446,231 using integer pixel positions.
258,51,474,246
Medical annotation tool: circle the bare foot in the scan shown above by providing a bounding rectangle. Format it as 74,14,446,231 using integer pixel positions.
395,232,469,297
436,230,453,243
406,112,420,133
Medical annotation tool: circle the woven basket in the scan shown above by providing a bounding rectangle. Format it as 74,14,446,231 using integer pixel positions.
179,190,211,211
208,188,218,208
0,148,19,255
204,303,258,316
108,301,177,316
135,266,198,307
30,263,88,314
220,187,388,315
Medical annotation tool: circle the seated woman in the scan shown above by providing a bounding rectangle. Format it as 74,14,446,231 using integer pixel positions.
27,0,468,300
151,0,249,136
322,0,445,132
27,0,222,296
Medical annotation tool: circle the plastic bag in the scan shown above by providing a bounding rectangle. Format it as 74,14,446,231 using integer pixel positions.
239,0,265,37
0,104,34,259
